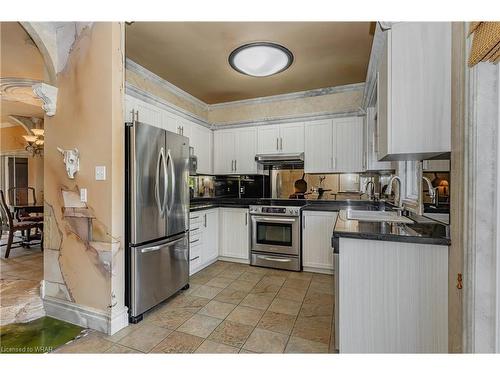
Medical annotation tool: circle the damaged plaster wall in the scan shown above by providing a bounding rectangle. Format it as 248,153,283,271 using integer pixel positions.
42,22,125,332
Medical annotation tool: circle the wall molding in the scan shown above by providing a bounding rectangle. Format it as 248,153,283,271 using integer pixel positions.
361,23,386,109
126,58,209,111
125,59,366,128
43,294,128,335
208,83,365,110
32,83,58,116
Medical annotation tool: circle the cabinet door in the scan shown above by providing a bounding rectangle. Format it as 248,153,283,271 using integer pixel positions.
162,111,181,134
304,120,333,173
190,124,213,175
202,209,219,264
279,122,305,153
257,126,281,154
302,211,337,270
219,208,249,260
178,119,192,138
332,117,364,173
133,99,162,128
214,130,236,174
235,127,258,174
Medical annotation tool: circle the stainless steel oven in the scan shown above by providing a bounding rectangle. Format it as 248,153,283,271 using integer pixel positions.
249,205,302,271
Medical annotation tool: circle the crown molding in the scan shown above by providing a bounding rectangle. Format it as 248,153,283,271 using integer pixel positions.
209,83,365,110
125,82,212,129
361,23,387,110
211,109,365,130
125,58,209,111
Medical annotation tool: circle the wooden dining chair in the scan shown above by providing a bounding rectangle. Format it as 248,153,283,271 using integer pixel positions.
0,190,43,258
7,187,43,222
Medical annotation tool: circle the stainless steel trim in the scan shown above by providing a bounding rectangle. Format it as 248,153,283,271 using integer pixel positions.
235,159,237,171
254,152,304,166
250,214,300,256
257,255,292,263
190,216,200,220
154,147,165,217
303,216,305,229
280,137,283,150
245,212,248,225
276,138,279,150
190,256,200,261
166,149,175,214
204,214,207,227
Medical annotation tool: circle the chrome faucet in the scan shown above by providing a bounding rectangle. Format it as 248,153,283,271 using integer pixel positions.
422,176,437,205
386,175,403,210
365,180,375,200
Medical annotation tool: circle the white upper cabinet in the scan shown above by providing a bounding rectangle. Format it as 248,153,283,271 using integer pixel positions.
257,125,281,154
162,111,181,134
214,127,259,175
305,120,333,173
365,107,394,171
332,117,364,173
190,124,213,175
305,117,364,174
257,123,305,154
377,22,451,160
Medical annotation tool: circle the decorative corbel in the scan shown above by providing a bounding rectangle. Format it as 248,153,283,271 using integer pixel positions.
32,83,58,116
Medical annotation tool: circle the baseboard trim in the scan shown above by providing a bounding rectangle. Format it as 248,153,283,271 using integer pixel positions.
43,295,128,335
303,266,333,275
217,256,250,265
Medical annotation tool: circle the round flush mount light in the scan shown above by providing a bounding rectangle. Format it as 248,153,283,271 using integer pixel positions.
229,42,294,77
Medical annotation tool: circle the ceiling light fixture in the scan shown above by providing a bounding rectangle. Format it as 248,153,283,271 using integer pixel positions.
23,128,44,157
229,42,293,77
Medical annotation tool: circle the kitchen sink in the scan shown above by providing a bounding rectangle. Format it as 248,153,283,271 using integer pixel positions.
346,210,414,224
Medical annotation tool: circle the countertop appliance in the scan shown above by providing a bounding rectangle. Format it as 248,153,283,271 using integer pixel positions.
125,120,190,323
249,202,304,271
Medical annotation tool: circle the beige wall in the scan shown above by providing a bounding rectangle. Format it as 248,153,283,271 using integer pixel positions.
0,126,27,152
43,23,125,326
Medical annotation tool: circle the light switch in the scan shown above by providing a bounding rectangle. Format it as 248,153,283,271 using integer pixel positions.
95,166,106,181
80,188,87,203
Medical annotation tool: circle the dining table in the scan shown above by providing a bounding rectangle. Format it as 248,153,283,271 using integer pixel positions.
9,203,44,221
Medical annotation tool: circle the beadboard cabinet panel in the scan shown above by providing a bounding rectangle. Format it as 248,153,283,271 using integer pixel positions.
302,211,338,272
332,117,364,173
304,120,334,173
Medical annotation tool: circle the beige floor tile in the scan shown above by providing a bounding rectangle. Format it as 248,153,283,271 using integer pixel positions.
242,328,288,353
237,272,264,283
268,298,302,316
309,280,334,295
214,288,248,305
239,348,258,353
151,331,203,353
288,272,314,281
303,290,334,306
167,295,211,310
283,278,311,291
105,344,142,354
218,268,245,280
146,307,196,330
208,320,254,348
240,292,275,310
257,310,296,335
206,276,234,288
226,305,264,326
259,275,286,286
299,302,334,318
178,283,203,296
177,314,222,338
194,339,239,353
117,323,172,352
190,285,224,299
311,273,334,283
198,300,237,320
266,269,293,278
228,279,257,292
291,315,332,345
55,331,114,353
284,336,329,353
251,280,281,294
276,286,307,302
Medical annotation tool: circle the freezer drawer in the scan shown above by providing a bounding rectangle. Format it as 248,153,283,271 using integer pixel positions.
130,233,189,318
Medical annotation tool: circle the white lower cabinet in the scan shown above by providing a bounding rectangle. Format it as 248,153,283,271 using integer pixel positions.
302,210,338,273
219,208,250,262
189,208,219,275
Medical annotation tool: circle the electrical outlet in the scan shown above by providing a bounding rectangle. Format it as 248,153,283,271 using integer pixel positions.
80,188,87,203
95,166,106,181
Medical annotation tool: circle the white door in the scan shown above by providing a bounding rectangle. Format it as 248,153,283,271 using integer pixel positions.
280,122,305,153
190,125,213,175
235,127,258,174
214,130,236,174
304,120,333,173
332,117,364,173
257,126,281,154
202,209,219,264
302,211,337,271
219,208,249,260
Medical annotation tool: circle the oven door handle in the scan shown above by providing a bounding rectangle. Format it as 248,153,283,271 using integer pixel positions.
257,255,292,263
253,217,297,223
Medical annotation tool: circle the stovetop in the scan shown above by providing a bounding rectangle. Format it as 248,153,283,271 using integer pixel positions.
250,199,307,207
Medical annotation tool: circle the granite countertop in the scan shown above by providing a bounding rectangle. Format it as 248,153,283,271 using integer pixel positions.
189,197,384,212
332,209,451,249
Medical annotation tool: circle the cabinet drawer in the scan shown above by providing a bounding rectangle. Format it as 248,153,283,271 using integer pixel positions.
189,213,203,226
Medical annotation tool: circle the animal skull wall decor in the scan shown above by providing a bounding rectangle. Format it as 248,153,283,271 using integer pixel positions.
57,147,80,179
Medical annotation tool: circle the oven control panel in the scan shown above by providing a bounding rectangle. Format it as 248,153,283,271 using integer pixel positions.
249,205,301,217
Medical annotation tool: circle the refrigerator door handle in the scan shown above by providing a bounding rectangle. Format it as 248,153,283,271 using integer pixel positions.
155,147,167,217
165,149,175,214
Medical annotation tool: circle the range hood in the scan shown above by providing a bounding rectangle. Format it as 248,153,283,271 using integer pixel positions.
255,152,304,166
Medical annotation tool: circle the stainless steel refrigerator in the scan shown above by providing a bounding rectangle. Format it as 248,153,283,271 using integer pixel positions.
125,121,190,322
